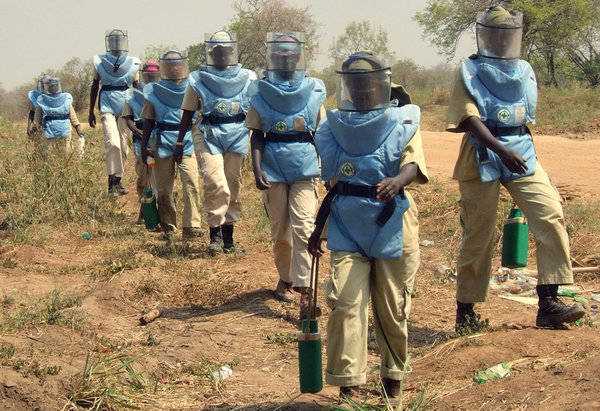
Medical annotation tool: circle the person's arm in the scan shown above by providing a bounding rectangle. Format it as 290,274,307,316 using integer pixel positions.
461,115,528,175
376,162,418,202
27,110,35,138
173,109,195,164
141,118,155,165
88,79,99,127
250,129,271,190
124,115,142,141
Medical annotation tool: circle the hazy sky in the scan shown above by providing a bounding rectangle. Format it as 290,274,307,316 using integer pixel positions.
0,0,473,91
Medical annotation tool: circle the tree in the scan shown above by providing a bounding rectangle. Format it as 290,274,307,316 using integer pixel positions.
328,21,396,64
55,58,94,112
141,44,178,64
228,0,319,72
414,0,600,87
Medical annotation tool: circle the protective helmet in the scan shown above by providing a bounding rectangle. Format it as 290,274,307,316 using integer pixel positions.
336,51,391,112
37,74,51,92
105,29,129,58
141,60,161,85
205,31,238,69
476,6,523,60
42,77,62,95
266,32,306,78
159,50,189,81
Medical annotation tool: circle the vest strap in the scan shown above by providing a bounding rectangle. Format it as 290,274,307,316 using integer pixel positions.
486,124,530,137
314,181,403,229
202,113,246,125
155,122,180,131
265,131,313,143
101,85,130,91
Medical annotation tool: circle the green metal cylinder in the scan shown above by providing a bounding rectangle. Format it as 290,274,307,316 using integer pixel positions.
141,188,159,230
501,208,528,268
298,318,323,393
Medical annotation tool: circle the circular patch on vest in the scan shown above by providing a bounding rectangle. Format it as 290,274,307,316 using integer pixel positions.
340,161,355,178
275,121,288,133
497,108,511,123
216,101,228,113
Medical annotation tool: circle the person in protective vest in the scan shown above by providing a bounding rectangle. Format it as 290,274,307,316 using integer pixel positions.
446,5,585,332
27,74,50,141
89,29,141,195
140,50,203,241
308,52,428,403
245,32,326,320
123,61,160,224
179,30,256,253
33,77,85,158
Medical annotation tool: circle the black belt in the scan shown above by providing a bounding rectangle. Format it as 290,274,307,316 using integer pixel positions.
202,113,246,125
486,124,530,137
155,122,180,131
100,85,129,91
314,181,402,229
43,114,69,121
265,131,313,143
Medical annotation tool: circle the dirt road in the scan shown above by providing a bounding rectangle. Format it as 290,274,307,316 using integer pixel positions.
422,131,600,198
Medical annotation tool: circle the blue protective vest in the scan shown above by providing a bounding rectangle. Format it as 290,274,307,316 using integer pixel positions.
314,104,419,259
461,57,538,182
143,80,194,159
36,93,73,138
28,90,43,110
126,88,151,157
188,65,255,155
248,76,326,184
93,54,140,115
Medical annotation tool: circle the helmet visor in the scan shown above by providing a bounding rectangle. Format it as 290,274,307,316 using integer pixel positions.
105,29,129,57
335,56,391,112
159,51,189,81
205,32,238,68
266,32,306,73
43,77,62,95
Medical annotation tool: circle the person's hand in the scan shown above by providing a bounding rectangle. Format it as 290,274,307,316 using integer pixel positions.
498,147,528,175
308,229,325,257
253,167,271,190
88,112,96,128
173,143,184,164
376,177,402,202
132,129,143,141
142,147,152,165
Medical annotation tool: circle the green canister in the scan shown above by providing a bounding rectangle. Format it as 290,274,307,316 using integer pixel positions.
501,207,528,268
298,318,322,393
141,188,159,230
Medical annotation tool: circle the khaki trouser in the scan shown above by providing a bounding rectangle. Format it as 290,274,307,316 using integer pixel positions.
101,113,129,177
325,192,420,386
153,154,203,232
456,162,573,303
37,136,72,158
134,155,155,203
194,137,244,228
262,179,318,288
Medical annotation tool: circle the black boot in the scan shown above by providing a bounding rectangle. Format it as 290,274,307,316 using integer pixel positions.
221,224,235,253
108,175,115,194
536,284,586,328
113,176,128,195
455,300,487,334
207,226,223,253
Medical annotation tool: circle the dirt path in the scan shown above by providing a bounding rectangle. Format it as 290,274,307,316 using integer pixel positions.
0,132,599,410
422,131,600,198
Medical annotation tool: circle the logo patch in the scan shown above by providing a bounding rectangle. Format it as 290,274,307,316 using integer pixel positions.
275,121,288,133
497,108,511,123
216,101,228,113
340,161,355,178
50,109,56,115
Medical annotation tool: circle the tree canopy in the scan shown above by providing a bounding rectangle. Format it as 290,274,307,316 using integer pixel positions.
328,20,396,64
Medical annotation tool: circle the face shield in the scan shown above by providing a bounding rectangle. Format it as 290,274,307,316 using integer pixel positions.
336,54,391,113
105,29,129,58
476,9,523,60
159,50,189,82
266,32,306,81
43,77,62,95
140,61,161,86
205,31,238,69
